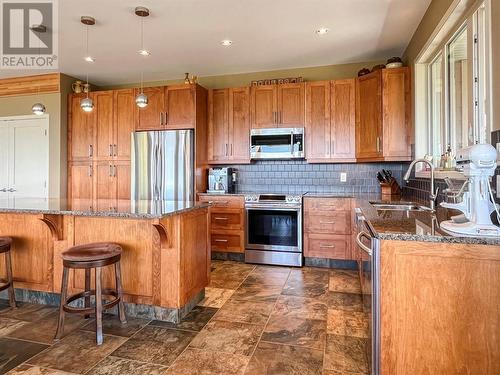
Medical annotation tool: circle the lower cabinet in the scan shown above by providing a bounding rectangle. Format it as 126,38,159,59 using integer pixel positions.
304,197,353,260
68,160,130,210
199,195,245,254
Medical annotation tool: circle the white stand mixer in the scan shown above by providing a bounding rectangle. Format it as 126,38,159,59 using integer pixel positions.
440,144,500,237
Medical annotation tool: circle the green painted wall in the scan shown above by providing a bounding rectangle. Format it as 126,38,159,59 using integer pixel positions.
101,60,385,90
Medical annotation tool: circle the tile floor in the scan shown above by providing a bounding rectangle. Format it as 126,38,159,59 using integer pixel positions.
0,261,368,375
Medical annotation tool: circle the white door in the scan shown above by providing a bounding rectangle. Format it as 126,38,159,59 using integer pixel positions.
0,117,49,199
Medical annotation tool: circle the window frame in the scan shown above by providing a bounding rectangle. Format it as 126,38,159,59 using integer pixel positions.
414,0,491,177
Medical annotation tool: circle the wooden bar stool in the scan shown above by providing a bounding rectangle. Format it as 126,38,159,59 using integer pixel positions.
55,242,127,345
0,237,16,308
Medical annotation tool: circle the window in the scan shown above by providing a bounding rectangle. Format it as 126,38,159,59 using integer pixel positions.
416,1,490,169
429,54,443,165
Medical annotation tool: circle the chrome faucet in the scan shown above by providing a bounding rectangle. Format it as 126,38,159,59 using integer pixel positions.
403,159,440,211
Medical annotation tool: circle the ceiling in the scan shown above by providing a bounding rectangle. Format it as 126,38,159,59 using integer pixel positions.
0,0,431,86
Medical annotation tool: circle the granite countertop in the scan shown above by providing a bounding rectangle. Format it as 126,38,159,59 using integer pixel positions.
197,191,500,245
0,198,208,219
354,197,500,246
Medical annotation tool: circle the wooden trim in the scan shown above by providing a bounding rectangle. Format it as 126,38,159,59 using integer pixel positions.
0,73,60,97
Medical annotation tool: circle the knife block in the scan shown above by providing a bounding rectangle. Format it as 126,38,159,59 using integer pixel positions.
380,179,401,199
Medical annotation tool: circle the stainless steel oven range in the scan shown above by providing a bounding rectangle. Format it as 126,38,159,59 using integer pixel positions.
245,194,303,267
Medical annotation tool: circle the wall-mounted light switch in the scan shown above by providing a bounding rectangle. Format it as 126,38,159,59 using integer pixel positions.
340,172,347,182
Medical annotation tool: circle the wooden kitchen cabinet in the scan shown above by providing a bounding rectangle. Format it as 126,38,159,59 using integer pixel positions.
114,89,135,160
92,91,114,160
199,195,245,254
208,87,250,164
250,83,305,128
135,85,196,131
306,79,355,163
277,83,305,127
304,197,353,260
165,85,195,129
135,86,165,131
331,79,356,160
68,161,93,202
68,94,93,161
356,67,411,161
250,85,276,128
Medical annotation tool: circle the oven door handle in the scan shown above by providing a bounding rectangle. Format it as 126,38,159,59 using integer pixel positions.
245,204,301,210
356,231,373,256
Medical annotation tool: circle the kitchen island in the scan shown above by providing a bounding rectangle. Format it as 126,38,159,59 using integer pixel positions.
0,198,209,322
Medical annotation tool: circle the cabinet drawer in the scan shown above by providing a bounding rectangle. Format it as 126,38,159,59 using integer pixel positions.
305,211,350,234
210,209,243,230
199,195,244,208
304,197,351,211
210,231,244,253
305,233,349,259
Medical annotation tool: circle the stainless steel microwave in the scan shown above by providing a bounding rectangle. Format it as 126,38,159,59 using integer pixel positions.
250,128,304,160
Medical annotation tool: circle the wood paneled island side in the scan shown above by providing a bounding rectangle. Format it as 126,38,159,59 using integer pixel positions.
0,199,209,322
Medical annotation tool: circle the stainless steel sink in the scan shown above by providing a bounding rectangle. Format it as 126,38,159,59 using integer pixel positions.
369,202,431,211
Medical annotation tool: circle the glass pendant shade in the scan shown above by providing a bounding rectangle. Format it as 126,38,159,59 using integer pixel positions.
31,102,46,115
80,97,94,112
135,92,148,108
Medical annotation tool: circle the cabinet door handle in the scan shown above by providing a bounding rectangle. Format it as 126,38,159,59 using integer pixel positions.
214,217,228,220
279,111,282,124
376,137,381,153
113,144,117,156
320,244,335,248
331,140,334,156
88,165,93,177
215,239,228,243
113,165,117,177
225,144,228,156
7,188,16,192
165,112,168,125
0,188,6,192
109,164,113,177
320,221,335,224
230,144,233,156
109,144,113,157
208,200,228,205
88,145,93,157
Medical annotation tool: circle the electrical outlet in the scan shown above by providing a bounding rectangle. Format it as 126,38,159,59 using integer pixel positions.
340,172,347,183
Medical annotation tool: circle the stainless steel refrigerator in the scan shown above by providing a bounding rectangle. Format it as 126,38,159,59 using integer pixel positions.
131,130,194,201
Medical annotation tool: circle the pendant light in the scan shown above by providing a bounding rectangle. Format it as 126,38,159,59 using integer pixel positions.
80,16,95,112
31,24,46,115
135,6,150,108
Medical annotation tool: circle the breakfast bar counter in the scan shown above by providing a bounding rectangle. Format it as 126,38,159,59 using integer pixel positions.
0,198,210,322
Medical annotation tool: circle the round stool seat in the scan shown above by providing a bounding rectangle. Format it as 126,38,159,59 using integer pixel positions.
0,237,12,253
62,242,122,262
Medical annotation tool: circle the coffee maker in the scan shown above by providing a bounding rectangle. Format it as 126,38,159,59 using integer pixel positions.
207,167,235,194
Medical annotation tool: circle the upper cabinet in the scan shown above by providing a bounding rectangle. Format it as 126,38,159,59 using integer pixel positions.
306,79,356,163
68,94,93,160
250,83,305,128
278,83,305,127
356,68,411,162
69,90,135,163
208,87,250,164
135,85,196,131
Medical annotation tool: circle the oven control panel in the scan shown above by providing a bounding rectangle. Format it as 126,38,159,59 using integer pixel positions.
244,195,259,203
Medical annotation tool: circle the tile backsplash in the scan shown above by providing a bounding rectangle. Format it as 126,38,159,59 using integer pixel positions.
228,160,409,194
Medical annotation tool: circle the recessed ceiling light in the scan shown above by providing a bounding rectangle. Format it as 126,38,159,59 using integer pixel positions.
138,49,151,56
84,56,95,63
221,39,233,46
316,27,329,35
